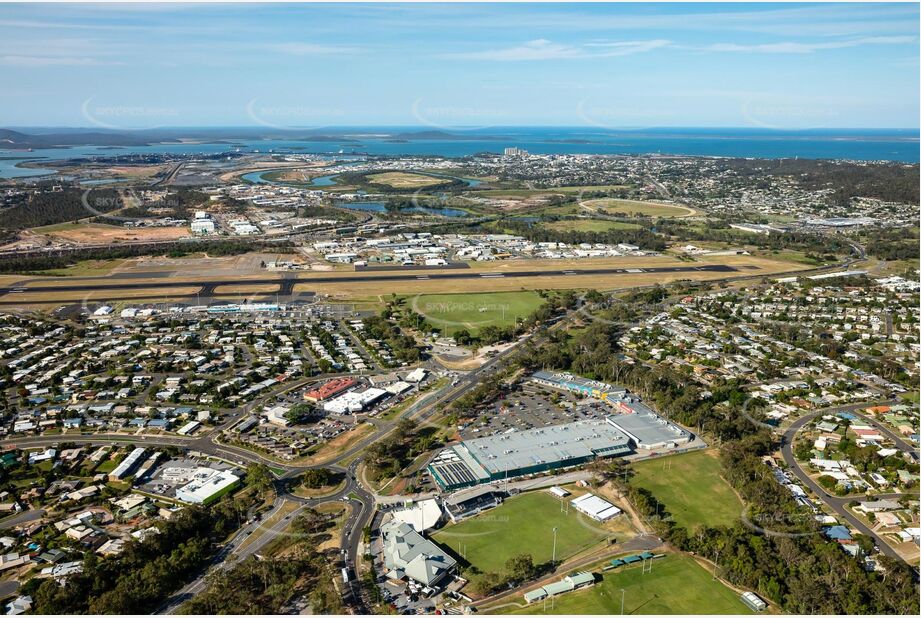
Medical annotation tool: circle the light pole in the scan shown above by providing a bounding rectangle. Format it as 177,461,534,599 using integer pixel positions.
551,527,558,568
620,588,625,615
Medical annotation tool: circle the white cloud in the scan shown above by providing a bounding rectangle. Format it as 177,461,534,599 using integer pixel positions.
699,35,916,54
444,38,670,61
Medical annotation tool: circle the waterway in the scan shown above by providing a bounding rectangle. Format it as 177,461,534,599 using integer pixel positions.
2,127,917,179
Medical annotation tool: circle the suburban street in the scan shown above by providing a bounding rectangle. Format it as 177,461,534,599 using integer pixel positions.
778,400,916,564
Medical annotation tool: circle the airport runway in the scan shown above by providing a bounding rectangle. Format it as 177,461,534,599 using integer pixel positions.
0,264,738,303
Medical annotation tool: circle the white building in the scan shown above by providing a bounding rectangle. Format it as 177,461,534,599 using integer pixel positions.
264,404,291,427
190,218,216,235
570,493,622,521
175,468,241,504
389,499,443,533
323,387,388,414
109,448,147,481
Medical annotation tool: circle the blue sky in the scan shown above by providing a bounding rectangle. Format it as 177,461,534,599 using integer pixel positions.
1,2,918,129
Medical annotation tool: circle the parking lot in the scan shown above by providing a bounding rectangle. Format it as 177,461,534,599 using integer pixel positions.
457,383,612,440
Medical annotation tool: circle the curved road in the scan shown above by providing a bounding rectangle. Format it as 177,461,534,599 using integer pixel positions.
778,400,916,564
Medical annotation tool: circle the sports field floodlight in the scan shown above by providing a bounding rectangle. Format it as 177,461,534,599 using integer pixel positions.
551,526,558,567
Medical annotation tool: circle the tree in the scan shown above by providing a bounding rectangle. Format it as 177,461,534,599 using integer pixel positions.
453,329,475,346
245,463,274,495
504,553,537,582
468,572,504,596
300,468,333,489
284,403,315,425
292,507,323,535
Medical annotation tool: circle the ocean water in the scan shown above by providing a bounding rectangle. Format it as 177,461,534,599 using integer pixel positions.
1,127,917,179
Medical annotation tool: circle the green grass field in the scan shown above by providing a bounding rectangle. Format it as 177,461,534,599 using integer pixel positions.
542,219,642,233
502,553,752,615
581,198,695,218
410,290,545,336
629,450,742,530
38,258,128,277
432,492,610,574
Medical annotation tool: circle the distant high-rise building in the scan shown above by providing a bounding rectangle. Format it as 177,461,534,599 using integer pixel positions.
504,147,528,156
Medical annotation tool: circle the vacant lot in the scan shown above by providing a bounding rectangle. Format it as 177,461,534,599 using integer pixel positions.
629,450,742,530
432,492,610,574
502,553,752,615
581,198,696,218
38,258,129,277
367,172,448,189
542,219,642,233
35,222,189,243
410,290,545,336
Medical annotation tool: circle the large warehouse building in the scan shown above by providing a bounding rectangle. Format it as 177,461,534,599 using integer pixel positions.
429,372,695,491
607,412,693,450
428,419,633,491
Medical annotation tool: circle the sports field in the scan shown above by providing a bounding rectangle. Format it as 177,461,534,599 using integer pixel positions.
502,553,752,615
432,492,610,573
581,198,696,218
629,450,742,530
367,171,448,188
410,290,545,336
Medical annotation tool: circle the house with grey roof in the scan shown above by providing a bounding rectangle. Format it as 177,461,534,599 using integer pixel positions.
380,520,456,587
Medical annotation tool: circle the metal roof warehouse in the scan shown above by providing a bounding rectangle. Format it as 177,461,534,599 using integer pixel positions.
607,412,692,450
429,419,632,491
